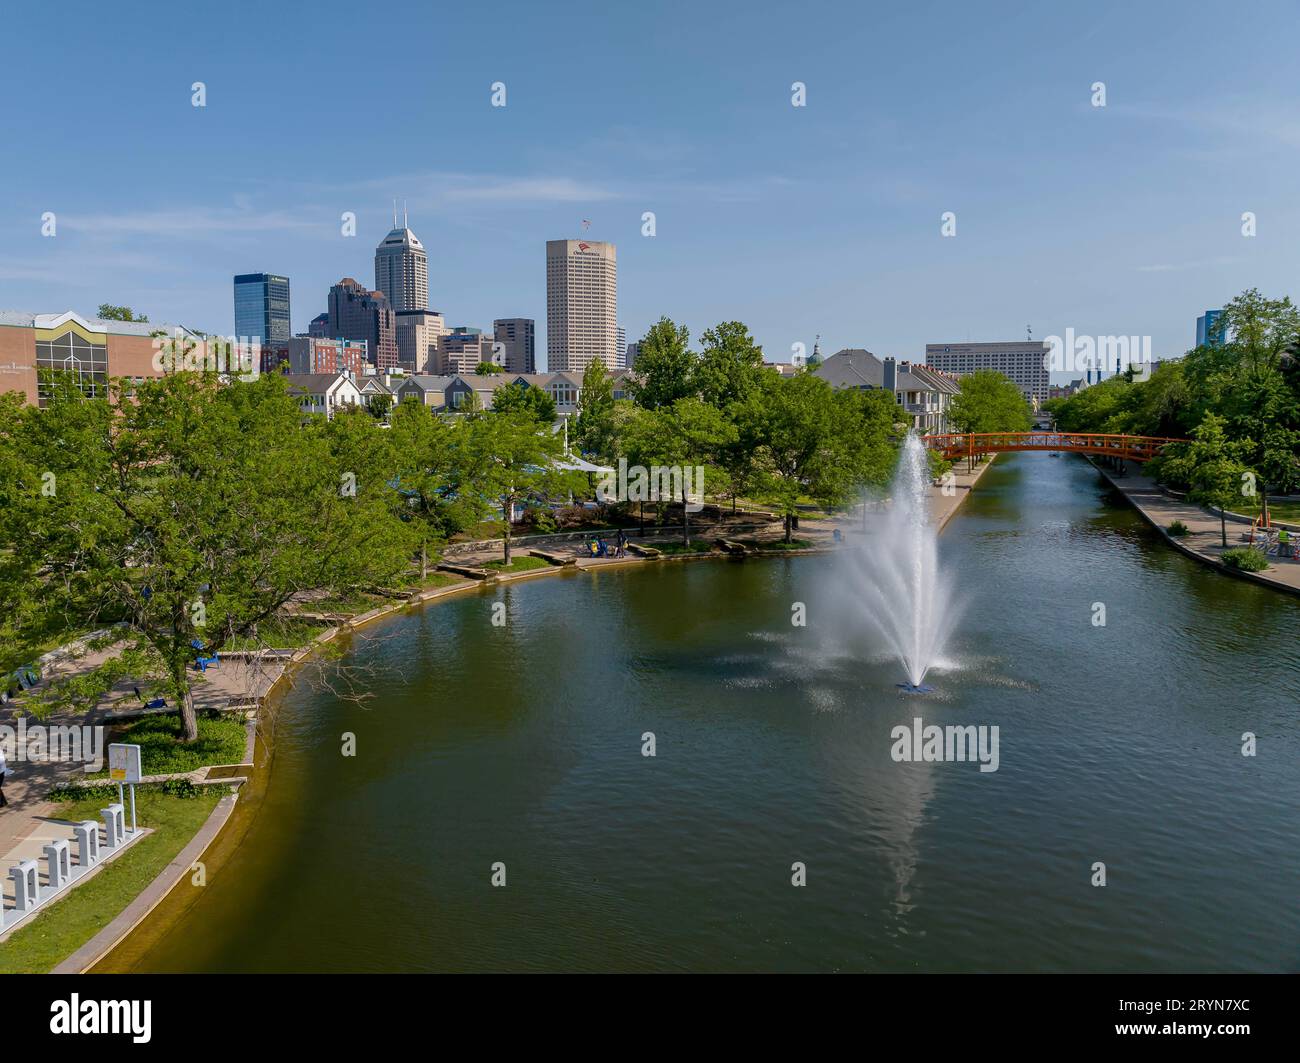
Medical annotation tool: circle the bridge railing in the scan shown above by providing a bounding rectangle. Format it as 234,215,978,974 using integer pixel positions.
919,432,1185,460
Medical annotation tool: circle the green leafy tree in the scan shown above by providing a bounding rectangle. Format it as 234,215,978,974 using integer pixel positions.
472,410,582,564
387,403,485,578
621,399,736,544
628,317,696,409
491,381,556,423
475,361,503,374
97,304,148,323
735,374,848,543
574,360,618,461
1,372,413,741
695,321,765,411
1171,414,1256,547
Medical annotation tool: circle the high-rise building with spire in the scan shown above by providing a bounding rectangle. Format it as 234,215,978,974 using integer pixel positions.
375,203,429,313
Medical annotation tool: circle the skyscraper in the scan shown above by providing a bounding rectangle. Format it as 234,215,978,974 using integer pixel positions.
233,273,291,350
327,278,398,370
1196,309,1225,348
396,309,447,373
546,239,617,373
375,207,429,313
493,318,536,374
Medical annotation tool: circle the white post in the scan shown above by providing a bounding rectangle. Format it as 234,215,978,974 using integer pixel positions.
12,860,39,911
74,820,100,868
44,840,70,890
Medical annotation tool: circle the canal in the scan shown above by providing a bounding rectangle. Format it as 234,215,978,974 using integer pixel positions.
100,453,1300,972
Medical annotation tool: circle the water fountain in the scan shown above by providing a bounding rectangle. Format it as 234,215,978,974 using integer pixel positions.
840,432,958,692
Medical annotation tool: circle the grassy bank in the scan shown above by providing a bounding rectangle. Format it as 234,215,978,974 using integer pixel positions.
0,789,221,973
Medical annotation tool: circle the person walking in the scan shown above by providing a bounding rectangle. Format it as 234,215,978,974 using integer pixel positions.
616,529,627,558
0,742,11,808
1279,527,1292,559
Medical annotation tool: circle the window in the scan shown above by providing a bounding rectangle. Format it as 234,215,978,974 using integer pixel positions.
36,330,108,407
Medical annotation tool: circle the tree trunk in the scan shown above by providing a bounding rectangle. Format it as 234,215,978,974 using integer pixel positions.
1221,509,1227,548
784,513,793,544
420,541,428,580
681,486,690,545
174,667,198,742
639,500,645,537
503,501,513,566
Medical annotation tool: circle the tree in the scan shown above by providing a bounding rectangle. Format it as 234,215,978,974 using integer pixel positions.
948,370,1033,467
475,361,503,374
628,317,696,409
735,374,848,543
97,304,148,323
1172,414,1255,547
695,321,765,411
472,409,582,565
574,360,617,460
1,371,413,741
621,399,736,544
387,403,485,578
491,380,556,424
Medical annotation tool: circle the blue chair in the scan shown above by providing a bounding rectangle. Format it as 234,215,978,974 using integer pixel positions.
133,686,166,709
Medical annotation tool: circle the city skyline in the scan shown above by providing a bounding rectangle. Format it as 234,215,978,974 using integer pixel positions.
1,1,1297,374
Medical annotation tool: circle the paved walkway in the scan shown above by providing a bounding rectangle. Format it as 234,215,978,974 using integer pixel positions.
1095,463,1300,596
1,643,280,902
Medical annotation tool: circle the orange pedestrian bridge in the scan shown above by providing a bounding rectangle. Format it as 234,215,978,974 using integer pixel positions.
921,431,1186,462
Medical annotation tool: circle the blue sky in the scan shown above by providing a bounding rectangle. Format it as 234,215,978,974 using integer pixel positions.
1,0,1297,375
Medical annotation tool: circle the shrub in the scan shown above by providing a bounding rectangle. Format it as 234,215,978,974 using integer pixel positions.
1166,520,1189,537
522,507,558,534
1221,547,1268,572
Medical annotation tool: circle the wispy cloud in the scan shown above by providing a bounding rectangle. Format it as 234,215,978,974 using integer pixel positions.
1136,256,1241,273
68,207,330,237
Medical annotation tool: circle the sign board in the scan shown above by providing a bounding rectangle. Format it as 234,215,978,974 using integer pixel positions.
108,743,143,784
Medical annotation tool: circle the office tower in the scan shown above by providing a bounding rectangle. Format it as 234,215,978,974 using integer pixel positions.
1196,309,1225,348
375,207,429,313
493,318,536,373
233,273,291,350
924,341,1050,405
546,239,617,373
624,341,640,369
436,327,498,375
327,278,399,370
307,313,330,338
396,310,447,373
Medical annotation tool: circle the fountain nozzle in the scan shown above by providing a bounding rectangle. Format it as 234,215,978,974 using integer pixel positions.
897,682,935,694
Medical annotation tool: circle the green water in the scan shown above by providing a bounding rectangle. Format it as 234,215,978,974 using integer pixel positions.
104,454,1300,972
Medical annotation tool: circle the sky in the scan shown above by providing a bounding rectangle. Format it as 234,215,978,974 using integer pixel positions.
1,0,1298,377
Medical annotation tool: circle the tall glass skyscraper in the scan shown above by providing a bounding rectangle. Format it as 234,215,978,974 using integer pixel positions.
1196,309,1224,348
233,273,291,349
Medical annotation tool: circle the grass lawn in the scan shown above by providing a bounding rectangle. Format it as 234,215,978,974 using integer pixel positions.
654,539,716,555
483,555,551,573
88,712,247,777
739,537,814,550
0,789,221,973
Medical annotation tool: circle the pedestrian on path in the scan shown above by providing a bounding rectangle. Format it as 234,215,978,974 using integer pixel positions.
1279,527,1292,559
0,742,11,808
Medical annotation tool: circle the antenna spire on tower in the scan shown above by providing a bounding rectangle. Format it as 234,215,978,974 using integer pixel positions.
403,200,408,228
